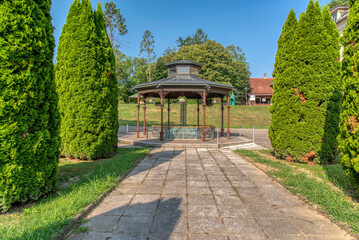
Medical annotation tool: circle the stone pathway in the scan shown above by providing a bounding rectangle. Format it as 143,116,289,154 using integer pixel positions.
68,148,353,240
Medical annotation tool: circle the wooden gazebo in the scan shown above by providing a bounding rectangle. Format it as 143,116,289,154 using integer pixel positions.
132,60,234,141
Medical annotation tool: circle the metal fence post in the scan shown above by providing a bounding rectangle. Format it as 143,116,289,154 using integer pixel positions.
217,128,219,148
126,124,128,134
240,125,242,137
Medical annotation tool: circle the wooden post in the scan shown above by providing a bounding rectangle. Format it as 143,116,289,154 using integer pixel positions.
168,98,170,127
136,94,140,138
197,98,200,139
202,89,206,141
221,96,224,137
143,101,146,135
227,94,230,139
160,90,164,141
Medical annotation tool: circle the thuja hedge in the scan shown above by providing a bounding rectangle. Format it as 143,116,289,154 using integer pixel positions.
339,1,359,188
0,0,60,212
55,0,118,160
269,1,341,164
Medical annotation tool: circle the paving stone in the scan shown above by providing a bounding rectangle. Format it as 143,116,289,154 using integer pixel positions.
246,205,286,219
214,195,244,206
223,217,264,235
188,195,215,205
114,216,153,233
187,180,209,187
138,186,163,195
268,236,308,240
268,196,304,207
236,187,262,196
189,234,227,240
187,186,212,195
217,205,253,218
123,202,157,217
229,235,269,240
149,233,188,240
292,219,349,237
131,194,160,204
188,217,225,234
142,179,165,187
110,232,148,240
257,218,301,236
280,206,328,221
209,180,233,188
151,216,187,233
211,187,237,195
188,204,219,217
231,180,256,188
83,215,119,232
308,236,355,240
163,187,187,195
156,203,186,217
67,232,110,240
241,195,271,206
165,181,186,188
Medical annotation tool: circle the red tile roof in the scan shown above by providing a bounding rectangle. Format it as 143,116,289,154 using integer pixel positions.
249,78,274,96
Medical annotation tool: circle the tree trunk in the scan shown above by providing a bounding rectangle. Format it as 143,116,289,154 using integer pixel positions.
148,51,151,82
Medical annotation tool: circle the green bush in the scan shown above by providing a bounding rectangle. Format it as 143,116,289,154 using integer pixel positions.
0,0,60,212
270,1,341,163
55,0,118,160
339,0,359,188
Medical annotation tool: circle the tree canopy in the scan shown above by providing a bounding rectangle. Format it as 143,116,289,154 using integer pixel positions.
0,0,59,212
55,0,118,160
176,28,208,47
140,30,155,82
104,1,127,47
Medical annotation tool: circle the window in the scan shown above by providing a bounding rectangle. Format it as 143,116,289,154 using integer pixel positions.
332,12,337,23
177,66,190,74
169,67,176,74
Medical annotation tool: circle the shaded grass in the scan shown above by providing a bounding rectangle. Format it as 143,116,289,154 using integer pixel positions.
236,149,359,234
0,147,149,240
119,103,271,129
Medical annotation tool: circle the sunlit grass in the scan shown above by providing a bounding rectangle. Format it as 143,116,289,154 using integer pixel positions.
0,147,149,240
237,149,359,234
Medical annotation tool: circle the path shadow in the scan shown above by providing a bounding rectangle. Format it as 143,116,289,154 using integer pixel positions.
69,198,184,240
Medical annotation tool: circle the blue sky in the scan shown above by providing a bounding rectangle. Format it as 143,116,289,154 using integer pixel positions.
51,0,326,78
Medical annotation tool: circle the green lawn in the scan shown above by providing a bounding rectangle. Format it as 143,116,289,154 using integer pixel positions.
0,147,149,240
119,103,271,129
237,150,359,235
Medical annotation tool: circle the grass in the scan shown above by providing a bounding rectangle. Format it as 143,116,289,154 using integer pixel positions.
0,147,149,240
119,103,271,129
236,149,359,235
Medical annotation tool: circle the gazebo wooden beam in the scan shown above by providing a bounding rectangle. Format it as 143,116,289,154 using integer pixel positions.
160,89,164,141
143,101,146,135
136,94,140,138
221,96,224,137
227,94,231,139
202,89,206,141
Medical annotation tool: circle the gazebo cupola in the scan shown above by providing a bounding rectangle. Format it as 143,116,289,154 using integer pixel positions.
166,60,202,78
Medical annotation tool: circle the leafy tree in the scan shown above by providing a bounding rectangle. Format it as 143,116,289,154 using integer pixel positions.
0,0,59,212
327,0,348,9
140,30,156,82
116,50,147,102
55,0,118,160
270,1,341,163
269,9,298,156
176,28,208,47
104,1,127,47
151,40,250,102
339,0,359,188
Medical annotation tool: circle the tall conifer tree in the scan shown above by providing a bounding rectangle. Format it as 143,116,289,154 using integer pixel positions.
0,0,59,211
269,9,297,156
56,0,118,160
270,0,341,163
339,0,359,186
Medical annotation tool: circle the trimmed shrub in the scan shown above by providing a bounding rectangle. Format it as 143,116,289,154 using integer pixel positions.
339,0,359,187
55,0,118,160
0,0,59,212
270,0,341,163
269,9,297,156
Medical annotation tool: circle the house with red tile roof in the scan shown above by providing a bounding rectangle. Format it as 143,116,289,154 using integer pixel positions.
247,73,273,105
